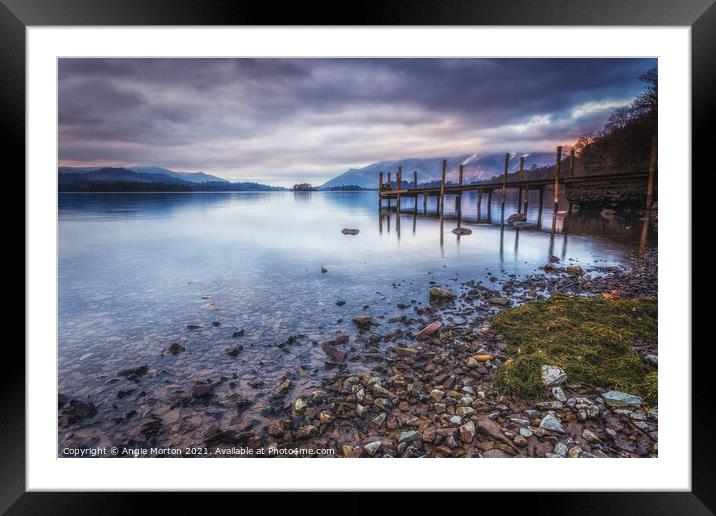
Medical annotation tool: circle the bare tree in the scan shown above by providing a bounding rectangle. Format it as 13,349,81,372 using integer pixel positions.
605,106,632,131
631,67,657,118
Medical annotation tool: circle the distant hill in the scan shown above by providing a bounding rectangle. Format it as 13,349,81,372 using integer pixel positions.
58,166,285,192
319,152,555,190
130,167,229,184
59,166,228,184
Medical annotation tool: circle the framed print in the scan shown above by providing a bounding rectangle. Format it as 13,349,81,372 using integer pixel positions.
7,0,711,511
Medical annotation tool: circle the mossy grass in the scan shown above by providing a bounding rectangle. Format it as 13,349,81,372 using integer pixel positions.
492,294,657,402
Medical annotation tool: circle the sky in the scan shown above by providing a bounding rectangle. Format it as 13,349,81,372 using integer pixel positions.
58,58,656,186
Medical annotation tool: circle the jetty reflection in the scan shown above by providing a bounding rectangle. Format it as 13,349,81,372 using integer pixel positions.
378,191,581,261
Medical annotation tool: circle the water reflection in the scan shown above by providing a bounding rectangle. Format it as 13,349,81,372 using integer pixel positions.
59,191,656,451
378,189,655,259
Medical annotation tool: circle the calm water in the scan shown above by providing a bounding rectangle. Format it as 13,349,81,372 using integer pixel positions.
58,191,656,450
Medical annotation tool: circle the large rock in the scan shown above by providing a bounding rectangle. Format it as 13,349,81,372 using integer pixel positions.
541,365,567,387
600,390,643,409
118,364,149,379
352,316,372,329
429,287,454,303
506,212,527,225
487,297,510,306
322,343,346,362
58,395,98,428
167,343,185,355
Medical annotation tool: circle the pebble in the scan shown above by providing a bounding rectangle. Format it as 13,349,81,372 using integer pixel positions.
449,415,463,426
296,425,318,440
600,390,642,409
364,441,382,456
430,389,445,402
551,386,567,402
459,421,476,443
371,413,387,427
395,430,421,443
582,429,600,442
567,446,582,458
541,365,567,386
539,412,565,433
456,406,475,417
553,442,568,457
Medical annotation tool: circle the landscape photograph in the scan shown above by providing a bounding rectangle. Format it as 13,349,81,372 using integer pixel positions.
58,57,658,459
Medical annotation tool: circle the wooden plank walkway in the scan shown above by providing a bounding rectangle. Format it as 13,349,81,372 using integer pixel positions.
378,170,650,197
377,145,657,233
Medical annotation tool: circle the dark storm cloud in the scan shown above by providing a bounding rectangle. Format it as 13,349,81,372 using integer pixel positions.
58,58,656,184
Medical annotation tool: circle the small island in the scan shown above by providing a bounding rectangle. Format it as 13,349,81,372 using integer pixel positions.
292,183,317,191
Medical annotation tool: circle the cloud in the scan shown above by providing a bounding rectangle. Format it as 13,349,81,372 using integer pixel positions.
58,58,656,185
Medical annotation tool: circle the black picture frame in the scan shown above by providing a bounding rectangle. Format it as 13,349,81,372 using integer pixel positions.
6,0,709,512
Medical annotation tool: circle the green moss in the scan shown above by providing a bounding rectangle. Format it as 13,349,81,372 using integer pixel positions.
492,294,657,402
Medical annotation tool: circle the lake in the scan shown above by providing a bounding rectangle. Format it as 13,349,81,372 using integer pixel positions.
58,191,656,451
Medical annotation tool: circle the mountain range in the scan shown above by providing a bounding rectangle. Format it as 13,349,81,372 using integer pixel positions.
58,166,284,192
58,151,557,191
58,166,228,184
319,152,555,189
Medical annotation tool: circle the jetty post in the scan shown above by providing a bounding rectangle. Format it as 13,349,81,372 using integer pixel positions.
537,187,544,226
552,146,562,233
517,156,525,214
456,165,465,229
387,171,392,209
487,189,493,222
567,148,575,229
413,170,418,214
477,188,482,222
646,134,657,211
396,167,402,213
423,189,428,214
440,159,446,219
518,156,530,215
500,153,509,226
378,172,383,211
456,164,464,216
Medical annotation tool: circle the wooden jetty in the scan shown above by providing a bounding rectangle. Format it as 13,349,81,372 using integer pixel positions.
377,145,656,230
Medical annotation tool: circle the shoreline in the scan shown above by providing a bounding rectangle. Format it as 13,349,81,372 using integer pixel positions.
58,247,657,458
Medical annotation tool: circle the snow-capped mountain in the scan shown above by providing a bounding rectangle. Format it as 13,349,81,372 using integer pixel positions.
319,152,555,189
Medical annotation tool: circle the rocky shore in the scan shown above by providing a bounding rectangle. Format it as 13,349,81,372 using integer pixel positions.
59,249,657,458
